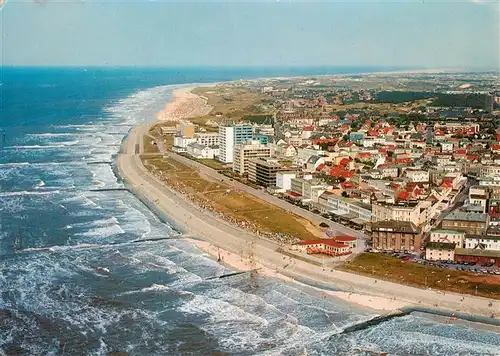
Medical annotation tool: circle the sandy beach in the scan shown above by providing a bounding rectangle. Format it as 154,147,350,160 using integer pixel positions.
156,86,214,121
187,238,407,311
116,85,500,318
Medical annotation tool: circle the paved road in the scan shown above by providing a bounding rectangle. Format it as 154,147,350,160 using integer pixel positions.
116,125,500,317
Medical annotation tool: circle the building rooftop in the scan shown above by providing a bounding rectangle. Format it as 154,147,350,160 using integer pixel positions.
455,248,500,258
465,234,500,241
465,205,484,213
431,229,465,235
469,194,488,200
296,239,348,248
333,194,372,211
307,155,323,165
278,170,298,175
372,220,421,234
333,235,357,242
442,211,487,222
249,157,281,168
426,241,456,250
187,143,208,150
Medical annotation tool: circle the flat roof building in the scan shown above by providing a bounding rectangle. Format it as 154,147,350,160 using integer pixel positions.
248,158,281,187
371,220,423,252
233,140,272,175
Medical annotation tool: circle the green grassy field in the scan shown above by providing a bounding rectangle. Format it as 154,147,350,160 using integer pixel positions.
141,156,320,240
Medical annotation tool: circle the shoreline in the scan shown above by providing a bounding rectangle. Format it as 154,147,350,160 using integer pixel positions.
116,82,500,319
155,85,215,122
187,237,408,312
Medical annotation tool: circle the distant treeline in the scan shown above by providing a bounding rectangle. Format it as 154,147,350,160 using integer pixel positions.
373,91,435,103
431,93,493,112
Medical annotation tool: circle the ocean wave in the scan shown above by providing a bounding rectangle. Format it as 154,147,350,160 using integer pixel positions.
0,190,60,197
21,243,102,253
118,284,194,298
4,141,80,149
0,161,84,167
0,162,31,167
26,133,78,138
75,223,125,239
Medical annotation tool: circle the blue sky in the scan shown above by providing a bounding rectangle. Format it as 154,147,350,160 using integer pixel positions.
0,0,498,69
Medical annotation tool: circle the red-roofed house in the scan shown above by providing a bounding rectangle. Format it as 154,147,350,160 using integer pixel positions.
329,166,355,180
339,157,352,166
340,181,356,190
397,191,411,201
293,239,351,256
491,144,500,154
440,181,453,189
332,235,357,248
396,158,413,165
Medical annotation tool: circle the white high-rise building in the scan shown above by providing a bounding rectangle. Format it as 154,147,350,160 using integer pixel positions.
218,123,253,163
219,126,235,163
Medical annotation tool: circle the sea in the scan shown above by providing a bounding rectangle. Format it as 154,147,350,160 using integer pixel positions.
0,67,499,355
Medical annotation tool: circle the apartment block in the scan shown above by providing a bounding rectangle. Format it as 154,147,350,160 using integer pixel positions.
218,123,253,164
196,132,219,147
371,220,423,252
441,211,488,235
425,242,456,261
318,192,372,222
233,140,271,175
465,234,500,251
429,229,465,248
248,158,281,187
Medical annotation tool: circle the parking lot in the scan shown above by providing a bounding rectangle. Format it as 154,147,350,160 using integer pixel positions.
369,249,500,276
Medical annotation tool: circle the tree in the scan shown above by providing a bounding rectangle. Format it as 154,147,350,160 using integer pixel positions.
341,191,349,198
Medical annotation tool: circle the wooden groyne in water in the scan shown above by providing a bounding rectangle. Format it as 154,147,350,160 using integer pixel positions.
337,305,499,336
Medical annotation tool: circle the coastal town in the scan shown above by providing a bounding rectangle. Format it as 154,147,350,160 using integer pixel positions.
137,71,500,304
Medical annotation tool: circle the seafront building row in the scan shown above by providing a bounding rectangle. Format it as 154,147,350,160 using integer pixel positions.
166,88,500,266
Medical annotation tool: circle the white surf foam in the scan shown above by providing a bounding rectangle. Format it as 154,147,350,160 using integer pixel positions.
75,223,125,239
0,190,60,197
5,141,80,149
27,133,78,138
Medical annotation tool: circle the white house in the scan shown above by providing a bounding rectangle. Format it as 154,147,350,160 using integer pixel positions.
276,171,297,192
295,147,325,166
173,136,196,148
186,143,218,159
405,169,429,183
465,235,500,251
426,242,456,261
430,229,465,248
305,155,325,173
